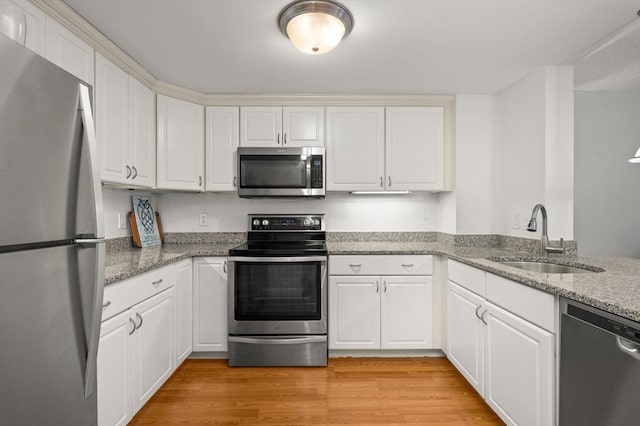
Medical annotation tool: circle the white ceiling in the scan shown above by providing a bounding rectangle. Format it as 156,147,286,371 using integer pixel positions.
63,0,639,95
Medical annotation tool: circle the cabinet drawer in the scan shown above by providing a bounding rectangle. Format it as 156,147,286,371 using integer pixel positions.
102,264,176,321
330,255,432,276
485,273,556,332
448,259,486,296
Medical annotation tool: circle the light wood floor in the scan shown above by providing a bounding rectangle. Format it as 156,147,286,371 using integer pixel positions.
130,357,504,425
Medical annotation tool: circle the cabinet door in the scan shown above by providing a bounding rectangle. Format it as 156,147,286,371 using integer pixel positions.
447,281,485,396
131,287,175,412
97,309,133,426
329,275,381,350
283,106,324,147
156,95,204,191
240,106,282,147
193,258,228,352
381,275,433,349
5,0,46,56
45,17,94,85
484,301,554,426
128,78,155,188
205,106,239,191
326,107,385,191
175,259,193,365
385,107,444,190
95,53,129,185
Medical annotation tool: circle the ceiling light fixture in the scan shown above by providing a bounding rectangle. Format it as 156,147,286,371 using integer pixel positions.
278,0,354,55
629,147,640,163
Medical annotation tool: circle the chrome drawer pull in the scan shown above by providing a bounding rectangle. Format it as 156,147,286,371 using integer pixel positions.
480,308,488,326
401,264,414,267
376,281,379,293
152,279,163,285
102,301,111,308
135,312,144,329
129,318,136,335
349,264,362,268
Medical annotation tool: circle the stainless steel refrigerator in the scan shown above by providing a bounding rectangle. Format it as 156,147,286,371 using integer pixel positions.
0,34,104,425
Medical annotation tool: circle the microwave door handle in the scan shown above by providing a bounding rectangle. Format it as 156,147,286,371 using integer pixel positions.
306,151,312,189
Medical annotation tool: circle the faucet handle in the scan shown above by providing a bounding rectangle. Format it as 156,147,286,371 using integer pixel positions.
545,237,566,254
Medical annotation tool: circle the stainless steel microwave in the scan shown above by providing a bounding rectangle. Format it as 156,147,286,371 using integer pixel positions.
237,147,325,198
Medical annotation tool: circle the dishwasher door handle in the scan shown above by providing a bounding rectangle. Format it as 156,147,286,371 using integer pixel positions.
616,336,640,360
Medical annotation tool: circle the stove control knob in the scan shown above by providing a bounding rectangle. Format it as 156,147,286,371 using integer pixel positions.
304,218,312,226
252,219,260,227
313,219,320,226
262,219,269,227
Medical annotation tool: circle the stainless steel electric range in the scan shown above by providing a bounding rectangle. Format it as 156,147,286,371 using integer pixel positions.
227,214,328,367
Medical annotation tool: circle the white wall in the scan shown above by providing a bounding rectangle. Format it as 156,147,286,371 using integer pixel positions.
574,91,640,258
454,95,499,234
496,66,574,241
102,188,442,236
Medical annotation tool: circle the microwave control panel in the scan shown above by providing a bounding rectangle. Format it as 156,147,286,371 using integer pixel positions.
310,156,323,188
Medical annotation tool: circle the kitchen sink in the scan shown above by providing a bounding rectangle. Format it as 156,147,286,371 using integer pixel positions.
497,260,601,274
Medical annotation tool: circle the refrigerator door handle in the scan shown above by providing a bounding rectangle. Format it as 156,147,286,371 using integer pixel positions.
77,239,105,398
78,84,105,238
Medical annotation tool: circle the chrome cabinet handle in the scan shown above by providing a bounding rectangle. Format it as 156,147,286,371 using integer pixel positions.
135,312,143,329
376,280,379,293
388,176,392,187
401,264,414,268
383,280,387,293
480,308,488,326
152,278,163,285
131,166,138,179
349,264,362,268
233,176,237,187
284,133,287,145
126,165,132,179
380,176,383,187
475,305,483,320
277,133,281,144
199,176,202,186
102,301,111,308
129,318,136,335
223,260,227,273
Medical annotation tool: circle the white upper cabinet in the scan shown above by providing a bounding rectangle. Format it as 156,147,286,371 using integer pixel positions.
205,106,239,192
2,0,46,56
240,106,324,147
95,53,155,188
326,107,385,191
127,77,156,188
327,106,445,191
45,16,94,85
386,107,444,190
156,94,204,191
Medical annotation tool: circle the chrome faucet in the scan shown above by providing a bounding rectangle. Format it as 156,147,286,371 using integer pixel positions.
526,204,565,256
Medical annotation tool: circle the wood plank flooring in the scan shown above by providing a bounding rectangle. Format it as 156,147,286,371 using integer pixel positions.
130,357,504,425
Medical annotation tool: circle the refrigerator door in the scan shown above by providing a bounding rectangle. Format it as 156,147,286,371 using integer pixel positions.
0,242,104,426
0,35,102,247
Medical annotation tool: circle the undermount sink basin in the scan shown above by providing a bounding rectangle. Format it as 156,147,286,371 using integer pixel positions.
498,261,598,274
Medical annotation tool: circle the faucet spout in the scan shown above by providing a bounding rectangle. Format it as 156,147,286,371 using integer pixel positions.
527,203,563,256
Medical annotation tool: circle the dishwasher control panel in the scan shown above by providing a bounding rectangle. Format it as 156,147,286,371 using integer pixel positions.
567,304,640,344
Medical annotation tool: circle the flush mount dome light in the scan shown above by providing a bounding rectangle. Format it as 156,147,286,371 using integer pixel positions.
278,0,354,55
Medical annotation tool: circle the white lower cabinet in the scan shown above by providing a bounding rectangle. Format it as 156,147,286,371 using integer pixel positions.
193,257,228,352
175,259,193,365
446,259,556,426
97,264,179,426
329,255,433,350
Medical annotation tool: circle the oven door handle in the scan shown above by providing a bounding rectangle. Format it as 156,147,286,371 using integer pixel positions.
227,256,327,263
229,336,326,345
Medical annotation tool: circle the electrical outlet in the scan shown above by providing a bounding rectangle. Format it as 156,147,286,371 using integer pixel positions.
512,213,520,229
117,213,126,230
199,213,208,226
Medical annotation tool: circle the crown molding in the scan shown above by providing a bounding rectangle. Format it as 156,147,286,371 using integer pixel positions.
32,1,456,107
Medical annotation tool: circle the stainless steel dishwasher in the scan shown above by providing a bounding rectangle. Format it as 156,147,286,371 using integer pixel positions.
560,298,640,425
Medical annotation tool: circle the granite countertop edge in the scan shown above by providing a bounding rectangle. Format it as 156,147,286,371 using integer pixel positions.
106,241,640,323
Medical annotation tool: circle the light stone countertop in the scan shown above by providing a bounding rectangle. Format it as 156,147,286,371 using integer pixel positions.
106,239,640,323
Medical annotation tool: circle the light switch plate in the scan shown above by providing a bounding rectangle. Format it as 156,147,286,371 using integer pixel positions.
117,213,126,230
512,213,520,229
199,213,208,226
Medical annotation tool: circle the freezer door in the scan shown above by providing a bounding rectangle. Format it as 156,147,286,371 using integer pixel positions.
0,35,102,246
0,242,104,426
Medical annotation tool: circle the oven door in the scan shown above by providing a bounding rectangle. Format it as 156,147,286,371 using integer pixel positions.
227,256,327,335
